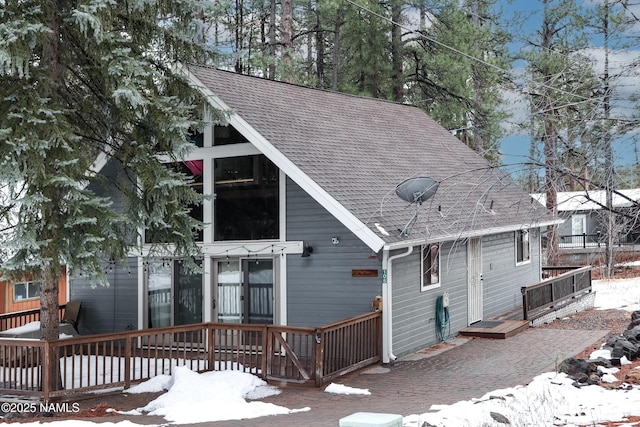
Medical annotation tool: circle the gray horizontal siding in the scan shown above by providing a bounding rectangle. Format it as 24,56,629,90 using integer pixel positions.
391,242,469,358
286,179,381,327
482,230,541,319
392,229,543,358
69,258,138,335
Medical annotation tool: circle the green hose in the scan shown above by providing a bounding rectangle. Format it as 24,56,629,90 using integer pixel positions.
436,294,450,342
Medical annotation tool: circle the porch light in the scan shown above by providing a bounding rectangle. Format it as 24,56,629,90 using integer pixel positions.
301,242,313,257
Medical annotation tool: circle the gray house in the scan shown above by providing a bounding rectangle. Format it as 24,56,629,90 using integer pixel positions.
71,65,557,362
533,189,640,248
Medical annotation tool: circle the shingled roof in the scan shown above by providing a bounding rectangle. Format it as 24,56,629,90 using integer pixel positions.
186,64,556,251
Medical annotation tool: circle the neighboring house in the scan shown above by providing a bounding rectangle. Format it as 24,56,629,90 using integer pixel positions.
0,270,67,314
533,189,640,248
70,66,557,362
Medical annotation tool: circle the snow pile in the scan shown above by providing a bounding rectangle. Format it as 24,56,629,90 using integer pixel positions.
130,366,308,424
405,372,640,427
325,383,371,395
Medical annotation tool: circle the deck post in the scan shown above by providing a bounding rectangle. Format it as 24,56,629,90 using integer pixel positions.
263,325,272,380
313,328,324,386
521,287,529,321
124,335,131,389
42,342,51,403
207,325,214,371
261,325,268,381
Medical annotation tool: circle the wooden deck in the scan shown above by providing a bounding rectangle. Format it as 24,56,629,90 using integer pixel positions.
459,320,529,339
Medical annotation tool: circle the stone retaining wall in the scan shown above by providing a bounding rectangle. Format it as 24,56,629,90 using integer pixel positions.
530,291,596,327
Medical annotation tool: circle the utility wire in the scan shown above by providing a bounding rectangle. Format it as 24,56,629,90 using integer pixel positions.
343,0,617,103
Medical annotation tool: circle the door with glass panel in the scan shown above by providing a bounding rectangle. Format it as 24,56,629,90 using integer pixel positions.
146,259,203,347
215,259,273,324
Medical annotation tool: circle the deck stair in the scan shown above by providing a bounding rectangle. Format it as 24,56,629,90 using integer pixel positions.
459,320,529,339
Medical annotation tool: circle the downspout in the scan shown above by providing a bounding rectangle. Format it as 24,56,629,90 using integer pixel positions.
381,245,413,364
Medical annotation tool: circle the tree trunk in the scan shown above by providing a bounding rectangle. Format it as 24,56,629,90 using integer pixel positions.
390,0,403,102
268,0,276,79
332,3,343,90
471,0,484,155
281,0,293,83
599,0,615,278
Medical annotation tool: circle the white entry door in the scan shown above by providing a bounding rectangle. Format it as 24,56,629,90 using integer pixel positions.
467,238,483,325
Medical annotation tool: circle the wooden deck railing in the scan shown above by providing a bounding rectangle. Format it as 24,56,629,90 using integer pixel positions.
0,311,381,401
0,305,67,331
521,266,592,321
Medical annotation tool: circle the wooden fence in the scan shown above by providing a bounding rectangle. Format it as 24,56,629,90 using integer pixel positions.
521,266,592,321
0,311,381,402
0,305,67,331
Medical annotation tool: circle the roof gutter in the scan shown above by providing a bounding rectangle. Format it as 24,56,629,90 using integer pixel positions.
381,245,413,364
384,219,564,251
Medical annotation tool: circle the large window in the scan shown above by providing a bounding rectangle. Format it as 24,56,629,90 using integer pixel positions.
421,243,440,291
14,281,41,301
214,154,279,241
145,160,204,243
516,229,531,265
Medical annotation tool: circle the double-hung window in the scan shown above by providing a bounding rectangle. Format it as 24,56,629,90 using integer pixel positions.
421,243,440,291
516,229,531,265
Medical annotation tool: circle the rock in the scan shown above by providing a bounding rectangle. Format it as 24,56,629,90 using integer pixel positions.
490,412,511,424
624,325,640,341
558,357,591,377
629,316,640,328
588,374,601,385
606,336,638,361
574,372,589,383
2,412,24,421
588,357,612,370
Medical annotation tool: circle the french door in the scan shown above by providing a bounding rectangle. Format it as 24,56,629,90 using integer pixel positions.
214,258,274,325
147,259,203,329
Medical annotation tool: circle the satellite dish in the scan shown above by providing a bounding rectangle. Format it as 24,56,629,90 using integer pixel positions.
395,177,439,236
396,177,439,204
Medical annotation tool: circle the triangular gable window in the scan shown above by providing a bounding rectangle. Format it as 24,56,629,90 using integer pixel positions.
214,125,249,146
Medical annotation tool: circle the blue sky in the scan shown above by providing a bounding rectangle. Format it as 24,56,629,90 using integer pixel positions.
494,0,640,177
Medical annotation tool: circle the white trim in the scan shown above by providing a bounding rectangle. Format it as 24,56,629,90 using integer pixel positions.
184,67,385,253
515,229,532,266
279,170,287,242
156,143,261,162
203,255,212,323
137,257,145,330
202,157,214,244
200,241,303,256
386,220,563,251
467,237,483,325
381,246,414,364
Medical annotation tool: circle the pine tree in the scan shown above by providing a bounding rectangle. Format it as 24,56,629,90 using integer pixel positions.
0,0,213,376
519,0,597,265
405,0,510,164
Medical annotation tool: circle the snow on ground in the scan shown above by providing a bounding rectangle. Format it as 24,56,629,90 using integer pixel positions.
592,276,640,312
11,276,640,426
